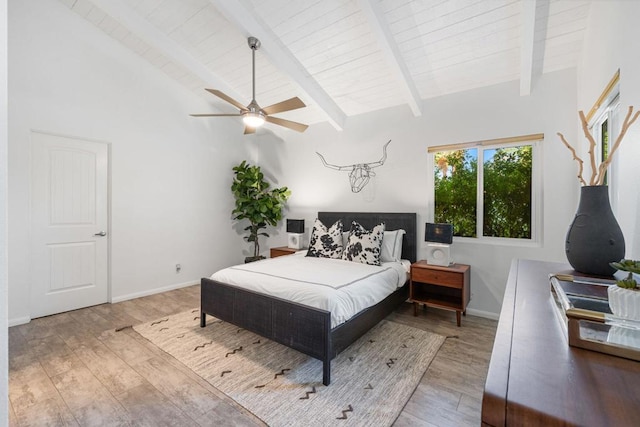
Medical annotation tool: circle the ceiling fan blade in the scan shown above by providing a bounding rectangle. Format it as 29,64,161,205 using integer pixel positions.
265,116,309,133
204,89,247,111
189,113,242,117
261,97,306,115
244,126,256,135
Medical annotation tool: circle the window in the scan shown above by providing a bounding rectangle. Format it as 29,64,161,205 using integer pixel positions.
430,134,541,242
433,148,477,237
585,69,620,189
590,94,619,187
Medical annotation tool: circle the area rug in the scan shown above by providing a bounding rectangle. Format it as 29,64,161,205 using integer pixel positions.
134,309,445,427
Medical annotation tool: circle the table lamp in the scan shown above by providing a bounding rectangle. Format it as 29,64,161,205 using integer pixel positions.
425,223,453,266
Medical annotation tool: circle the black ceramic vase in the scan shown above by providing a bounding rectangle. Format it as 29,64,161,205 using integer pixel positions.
565,185,625,276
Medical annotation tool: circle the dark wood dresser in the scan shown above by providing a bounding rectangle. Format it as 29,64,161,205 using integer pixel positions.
482,259,640,426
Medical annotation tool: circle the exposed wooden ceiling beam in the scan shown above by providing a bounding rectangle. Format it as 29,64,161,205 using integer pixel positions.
90,0,244,104
210,0,346,131
520,0,538,96
357,0,422,116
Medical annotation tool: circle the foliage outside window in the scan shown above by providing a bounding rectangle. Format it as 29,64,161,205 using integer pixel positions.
433,141,536,240
434,149,477,237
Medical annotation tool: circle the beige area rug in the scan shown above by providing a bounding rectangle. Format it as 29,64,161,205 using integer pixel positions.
134,309,445,427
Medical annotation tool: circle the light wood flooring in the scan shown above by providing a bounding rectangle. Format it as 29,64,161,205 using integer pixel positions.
8,285,497,426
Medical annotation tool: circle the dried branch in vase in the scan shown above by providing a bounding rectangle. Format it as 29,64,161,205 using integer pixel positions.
557,132,587,186
557,106,639,185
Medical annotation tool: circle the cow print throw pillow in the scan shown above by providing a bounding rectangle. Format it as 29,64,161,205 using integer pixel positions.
306,219,344,259
342,221,385,265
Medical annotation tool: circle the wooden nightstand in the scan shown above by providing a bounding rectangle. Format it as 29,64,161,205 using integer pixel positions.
270,246,302,258
410,261,470,326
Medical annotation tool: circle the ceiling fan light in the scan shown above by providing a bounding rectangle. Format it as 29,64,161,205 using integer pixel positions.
242,111,265,128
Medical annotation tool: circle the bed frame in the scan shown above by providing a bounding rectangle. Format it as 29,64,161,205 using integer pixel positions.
200,212,416,386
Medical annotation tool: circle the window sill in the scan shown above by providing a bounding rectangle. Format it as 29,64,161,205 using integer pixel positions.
452,236,542,248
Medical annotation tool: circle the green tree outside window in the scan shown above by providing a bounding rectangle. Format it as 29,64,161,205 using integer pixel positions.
434,144,533,239
434,149,477,237
483,146,532,239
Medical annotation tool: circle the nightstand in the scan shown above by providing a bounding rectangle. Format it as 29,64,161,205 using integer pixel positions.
270,246,302,258
410,261,470,326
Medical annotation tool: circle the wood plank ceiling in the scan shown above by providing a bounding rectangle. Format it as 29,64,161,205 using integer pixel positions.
58,0,592,131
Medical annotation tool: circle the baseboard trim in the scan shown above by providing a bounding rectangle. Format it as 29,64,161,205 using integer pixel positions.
11,285,498,325
111,280,199,304
9,316,31,327
466,308,499,320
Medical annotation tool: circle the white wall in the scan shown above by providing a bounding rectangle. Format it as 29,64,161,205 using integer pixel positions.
1,0,9,423
578,0,640,258
8,0,254,324
259,69,579,317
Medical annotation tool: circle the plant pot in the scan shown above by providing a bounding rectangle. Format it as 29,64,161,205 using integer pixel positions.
244,256,265,263
608,285,640,320
565,186,625,276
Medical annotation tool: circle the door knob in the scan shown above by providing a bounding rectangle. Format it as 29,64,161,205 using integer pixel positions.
94,231,107,237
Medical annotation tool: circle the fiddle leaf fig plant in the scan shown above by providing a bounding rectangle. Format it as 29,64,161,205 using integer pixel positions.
610,259,640,289
231,161,290,261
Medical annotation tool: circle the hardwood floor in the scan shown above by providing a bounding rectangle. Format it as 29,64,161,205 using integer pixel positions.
8,285,497,426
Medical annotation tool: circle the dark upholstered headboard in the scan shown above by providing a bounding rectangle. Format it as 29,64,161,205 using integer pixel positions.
318,212,417,263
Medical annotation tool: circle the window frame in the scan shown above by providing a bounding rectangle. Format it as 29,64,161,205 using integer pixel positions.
427,136,543,247
584,69,620,210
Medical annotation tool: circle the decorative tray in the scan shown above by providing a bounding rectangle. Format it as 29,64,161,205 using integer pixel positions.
550,273,640,361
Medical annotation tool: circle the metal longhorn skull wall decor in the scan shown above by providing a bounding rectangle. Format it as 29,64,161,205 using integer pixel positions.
316,140,391,193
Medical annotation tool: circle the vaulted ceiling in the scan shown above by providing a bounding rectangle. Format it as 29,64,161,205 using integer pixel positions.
58,0,592,131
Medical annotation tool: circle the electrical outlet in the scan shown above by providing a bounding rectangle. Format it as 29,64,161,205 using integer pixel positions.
176,263,181,273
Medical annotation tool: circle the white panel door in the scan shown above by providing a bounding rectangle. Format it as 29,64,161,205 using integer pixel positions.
30,131,108,318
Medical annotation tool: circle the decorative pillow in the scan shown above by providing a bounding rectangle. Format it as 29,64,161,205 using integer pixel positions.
306,219,344,259
380,229,406,262
342,221,385,265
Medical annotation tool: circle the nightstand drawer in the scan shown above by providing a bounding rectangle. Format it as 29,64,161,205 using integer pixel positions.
412,268,463,288
270,246,302,258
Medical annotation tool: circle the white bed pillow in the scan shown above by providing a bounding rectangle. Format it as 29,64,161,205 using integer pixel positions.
342,221,385,265
380,229,406,262
306,218,344,259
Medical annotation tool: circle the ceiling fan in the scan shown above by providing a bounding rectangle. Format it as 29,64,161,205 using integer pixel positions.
191,37,309,134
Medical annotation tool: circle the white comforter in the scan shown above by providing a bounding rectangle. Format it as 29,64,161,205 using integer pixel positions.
210,252,410,328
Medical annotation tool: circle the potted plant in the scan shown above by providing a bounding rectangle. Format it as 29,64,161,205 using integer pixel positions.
608,259,640,320
231,161,290,262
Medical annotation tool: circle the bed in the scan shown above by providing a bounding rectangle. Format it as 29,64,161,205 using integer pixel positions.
200,212,417,385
